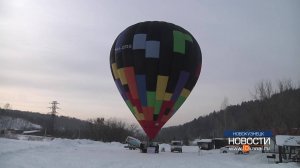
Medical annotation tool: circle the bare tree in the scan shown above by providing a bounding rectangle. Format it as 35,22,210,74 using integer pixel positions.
221,97,229,131
3,103,12,110
253,80,274,100
277,79,293,93
129,124,142,137
265,81,273,98
220,97,229,110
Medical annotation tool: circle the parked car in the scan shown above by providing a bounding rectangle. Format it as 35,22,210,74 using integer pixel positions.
220,145,248,154
171,141,183,153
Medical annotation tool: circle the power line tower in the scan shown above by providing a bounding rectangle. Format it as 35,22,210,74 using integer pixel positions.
49,101,59,116
48,101,60,136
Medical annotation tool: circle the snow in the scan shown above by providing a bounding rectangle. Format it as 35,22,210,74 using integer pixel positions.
0,117,42,130
23,130,41,134
197,139,212,143
276,135,300,147
0,137,299,168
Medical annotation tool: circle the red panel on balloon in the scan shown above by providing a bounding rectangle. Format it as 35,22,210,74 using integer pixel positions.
124,67,139,99
142,107,154,121
139,120,166,140
157,101,174,121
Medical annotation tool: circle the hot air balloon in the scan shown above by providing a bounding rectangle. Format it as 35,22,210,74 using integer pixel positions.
110,21,202,139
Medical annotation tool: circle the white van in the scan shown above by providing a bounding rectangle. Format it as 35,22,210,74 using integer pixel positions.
171,141,183,153
125,136,141,150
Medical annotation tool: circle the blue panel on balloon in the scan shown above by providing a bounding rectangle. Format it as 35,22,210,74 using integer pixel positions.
171,71,189,101
136,75,147,106
133,34,147,49
145,41,160,58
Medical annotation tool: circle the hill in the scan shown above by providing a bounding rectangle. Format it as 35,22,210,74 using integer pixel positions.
0,116,42,130
0,109,139,142
156,88,300,143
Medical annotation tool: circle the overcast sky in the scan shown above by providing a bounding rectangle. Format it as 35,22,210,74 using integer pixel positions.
0,0,299,127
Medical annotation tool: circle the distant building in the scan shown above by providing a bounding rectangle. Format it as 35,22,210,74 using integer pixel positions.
194,138,228,150
197,139,213,150
6,129,23,134
213,138,228,149
276,135,300,163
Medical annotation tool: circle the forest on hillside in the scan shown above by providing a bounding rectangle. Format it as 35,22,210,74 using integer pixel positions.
0,109,142,142
157,81,300,143
1,80,300,143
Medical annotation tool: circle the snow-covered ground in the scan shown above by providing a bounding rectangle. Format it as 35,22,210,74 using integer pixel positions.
0,137,298,168
0,116,42,130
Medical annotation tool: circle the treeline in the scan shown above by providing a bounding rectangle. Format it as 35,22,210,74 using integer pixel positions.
0,109,143,142
1,80,299,144
156,80,300,144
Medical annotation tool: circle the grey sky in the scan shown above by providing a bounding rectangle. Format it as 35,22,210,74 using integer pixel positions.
0,0,299,126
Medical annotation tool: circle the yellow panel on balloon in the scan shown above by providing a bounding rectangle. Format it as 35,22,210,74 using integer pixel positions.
163,92,172,101
111,63,119,79
180,88,190,98
156,75,169,100
117,68,127,85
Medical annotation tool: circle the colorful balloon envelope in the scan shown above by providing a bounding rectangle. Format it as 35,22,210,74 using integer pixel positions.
110,21,202,139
